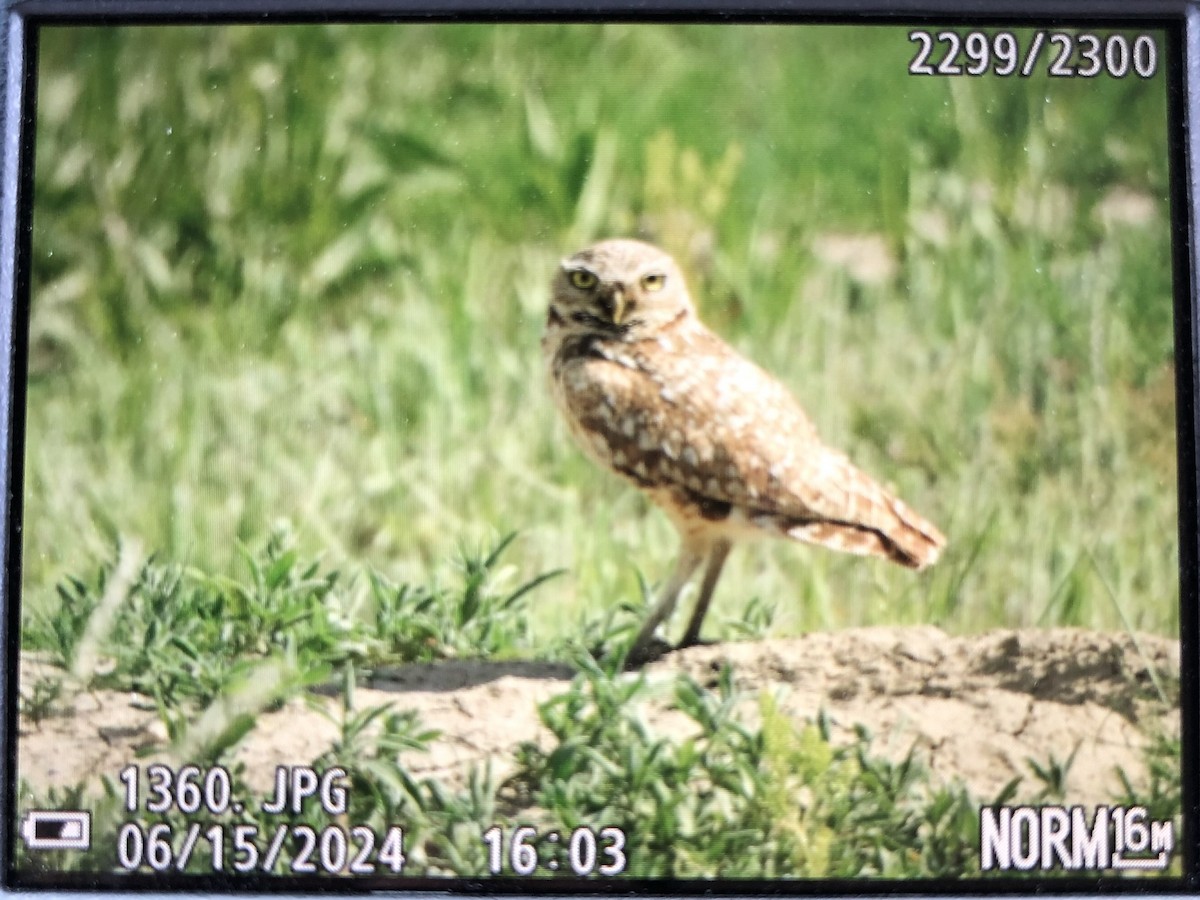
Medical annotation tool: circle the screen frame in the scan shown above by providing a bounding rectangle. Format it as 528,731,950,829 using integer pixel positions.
0,1,1196,894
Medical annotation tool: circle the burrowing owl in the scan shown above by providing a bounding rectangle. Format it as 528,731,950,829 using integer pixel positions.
544,238,945,665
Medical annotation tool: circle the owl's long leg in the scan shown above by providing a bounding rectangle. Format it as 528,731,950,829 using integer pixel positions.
678,538,732,649
627,539,706,666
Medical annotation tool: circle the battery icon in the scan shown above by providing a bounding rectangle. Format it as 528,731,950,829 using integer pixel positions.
20,810,91,851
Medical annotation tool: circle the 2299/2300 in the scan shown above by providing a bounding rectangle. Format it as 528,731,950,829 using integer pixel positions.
116,822,407,875
909,30,1158,79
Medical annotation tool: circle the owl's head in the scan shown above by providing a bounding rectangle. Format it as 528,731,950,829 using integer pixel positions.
548,239,696,341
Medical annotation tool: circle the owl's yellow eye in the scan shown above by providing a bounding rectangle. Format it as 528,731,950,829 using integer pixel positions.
569,269,598,290
641,273,667,292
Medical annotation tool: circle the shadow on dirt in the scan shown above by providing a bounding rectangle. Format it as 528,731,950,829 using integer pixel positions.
350,658,577,694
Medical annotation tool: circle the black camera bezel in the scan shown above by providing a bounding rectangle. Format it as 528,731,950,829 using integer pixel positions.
0,3,1195,894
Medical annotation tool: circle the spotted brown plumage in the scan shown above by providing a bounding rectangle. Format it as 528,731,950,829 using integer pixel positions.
543,238,945,665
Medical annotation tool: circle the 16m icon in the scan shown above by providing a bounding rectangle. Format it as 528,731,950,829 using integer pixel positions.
981,805,1174,872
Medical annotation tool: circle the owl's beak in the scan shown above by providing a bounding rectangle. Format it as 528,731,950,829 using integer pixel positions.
605,287,629,325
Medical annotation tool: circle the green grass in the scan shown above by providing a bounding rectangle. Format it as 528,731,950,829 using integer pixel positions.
23,23,1178,645
24,530,563,705
13,21,1183,882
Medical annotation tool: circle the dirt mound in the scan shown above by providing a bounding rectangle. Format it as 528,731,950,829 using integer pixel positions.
17,627,1178,807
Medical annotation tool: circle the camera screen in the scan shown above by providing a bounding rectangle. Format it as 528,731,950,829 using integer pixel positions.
7,17,1188,889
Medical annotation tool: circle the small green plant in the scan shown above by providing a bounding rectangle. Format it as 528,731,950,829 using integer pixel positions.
312,663,442,814
29,574,99,668
724,594,778,641
109,531,351,707
1026,743,1082,801
511,655,982,878
24,528,563,711
368,532,563,662
557,569,650,662
18,676,64,726
1117,731,1182,825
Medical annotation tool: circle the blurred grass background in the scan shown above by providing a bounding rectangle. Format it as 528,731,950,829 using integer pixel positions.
22,22,1178,648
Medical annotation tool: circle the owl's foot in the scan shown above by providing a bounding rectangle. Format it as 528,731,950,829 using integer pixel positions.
624,635,672,669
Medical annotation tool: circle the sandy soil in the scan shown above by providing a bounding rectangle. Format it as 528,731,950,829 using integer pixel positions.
17,626,1179,808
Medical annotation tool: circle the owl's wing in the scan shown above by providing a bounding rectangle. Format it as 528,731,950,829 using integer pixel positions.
561,328,943,566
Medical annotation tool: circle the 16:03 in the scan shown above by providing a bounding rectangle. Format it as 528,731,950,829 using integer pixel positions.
481,825,627,876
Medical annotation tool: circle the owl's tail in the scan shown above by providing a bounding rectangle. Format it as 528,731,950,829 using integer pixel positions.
872,495,946,569
784,489,946,570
